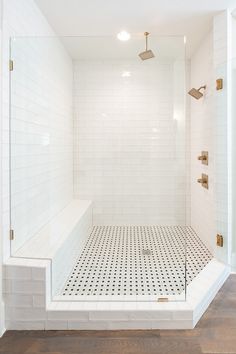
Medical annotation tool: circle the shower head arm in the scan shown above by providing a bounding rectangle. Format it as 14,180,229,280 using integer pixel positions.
198,85,206,92
144,32,149,51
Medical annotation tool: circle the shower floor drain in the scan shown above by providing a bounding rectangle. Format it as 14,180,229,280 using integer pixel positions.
142,249,152,255
61,226,212,297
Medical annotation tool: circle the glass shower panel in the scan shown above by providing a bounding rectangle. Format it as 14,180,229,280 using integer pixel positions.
10,37,73,255
231,57,236,270
10,36,187,301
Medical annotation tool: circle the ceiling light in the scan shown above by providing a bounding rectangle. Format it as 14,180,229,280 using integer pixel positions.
117,31,130,41
122,71,131,77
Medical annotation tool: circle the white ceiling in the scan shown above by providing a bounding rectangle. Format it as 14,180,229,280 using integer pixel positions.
59,36,185,60
35,0,236,57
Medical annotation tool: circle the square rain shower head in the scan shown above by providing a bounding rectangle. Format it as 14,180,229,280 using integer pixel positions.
139,49,155,60
188,88,203,100
188,85,206,100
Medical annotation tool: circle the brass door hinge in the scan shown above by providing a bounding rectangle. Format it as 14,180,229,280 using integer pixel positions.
9,60,14,71
216,234,223,247
10,229,14,240
216,78,223,90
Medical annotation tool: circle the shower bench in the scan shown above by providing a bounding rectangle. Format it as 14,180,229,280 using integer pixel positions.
11,199,93,296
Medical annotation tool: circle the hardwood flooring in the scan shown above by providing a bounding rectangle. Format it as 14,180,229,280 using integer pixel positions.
0,275,235,354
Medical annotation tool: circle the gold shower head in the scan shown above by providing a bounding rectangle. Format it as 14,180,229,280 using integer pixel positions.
188,86,206,99
139,32,155,60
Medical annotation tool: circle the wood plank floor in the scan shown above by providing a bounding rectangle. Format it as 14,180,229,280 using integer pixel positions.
0,275,235,354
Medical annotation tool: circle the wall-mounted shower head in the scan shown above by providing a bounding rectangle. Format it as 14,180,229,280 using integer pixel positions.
139,32,155,60
188,86,206,100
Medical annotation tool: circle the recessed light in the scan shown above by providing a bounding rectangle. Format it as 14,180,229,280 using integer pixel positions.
117,31,130,41
122,71,131,77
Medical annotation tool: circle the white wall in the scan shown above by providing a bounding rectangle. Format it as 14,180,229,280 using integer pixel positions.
213,11,231,264
190,31,216,252
2,0,73,258
73,59,188,225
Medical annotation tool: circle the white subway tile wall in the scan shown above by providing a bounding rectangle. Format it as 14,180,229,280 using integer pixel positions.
190,12,230,261
2,0,74,257
190,31,216,253
73,59,188,225
213,11,231,263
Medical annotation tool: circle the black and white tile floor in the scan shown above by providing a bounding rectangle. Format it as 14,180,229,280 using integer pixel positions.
62,226,212,297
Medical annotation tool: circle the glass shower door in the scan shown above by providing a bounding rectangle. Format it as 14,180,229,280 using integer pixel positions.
9,35,188,301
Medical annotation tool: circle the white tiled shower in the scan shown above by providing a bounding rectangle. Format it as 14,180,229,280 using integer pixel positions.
0,0,234,332
73,59,187,225
9,34,190,300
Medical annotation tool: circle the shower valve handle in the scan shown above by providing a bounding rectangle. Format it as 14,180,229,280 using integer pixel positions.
197,178,205,183
198,155,207,161
197,151,208,165
197,174,209,189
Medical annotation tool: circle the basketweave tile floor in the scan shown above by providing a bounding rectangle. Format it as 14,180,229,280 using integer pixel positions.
61,226,212,297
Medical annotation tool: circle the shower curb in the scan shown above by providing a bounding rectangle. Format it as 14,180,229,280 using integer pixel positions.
3,257,230,331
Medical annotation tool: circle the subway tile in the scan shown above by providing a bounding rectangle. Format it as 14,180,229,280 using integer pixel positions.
45,320,68,330
68,320,110,330
4,294,33,308
106,320,153,330
89,311,129,321
128,310,173,321
33,295,46,308
5,320,45,330
47,310,89,321
6,307,46,321
3,266,31,280
4,279,45,295
32,268,46,281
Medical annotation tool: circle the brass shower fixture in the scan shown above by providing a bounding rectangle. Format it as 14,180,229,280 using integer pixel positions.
197,151,208,165
197,174,208,189
139,32,155,60
188,85,206,99
216,234,224,247
216,78,223,90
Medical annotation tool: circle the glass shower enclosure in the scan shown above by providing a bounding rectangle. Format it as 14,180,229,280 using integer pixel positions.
9,35,188,301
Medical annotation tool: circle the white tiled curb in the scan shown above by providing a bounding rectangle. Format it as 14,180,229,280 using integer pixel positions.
3,257,230,330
